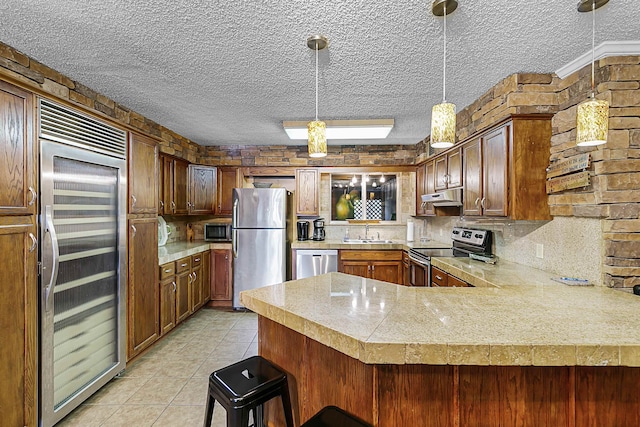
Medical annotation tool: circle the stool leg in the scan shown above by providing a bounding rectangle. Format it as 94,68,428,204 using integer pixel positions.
254,405,264,427
203,393,215,427
227,408,249,427
280,382,294,427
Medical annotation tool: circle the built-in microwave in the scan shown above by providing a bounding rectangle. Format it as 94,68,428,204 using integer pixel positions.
204,223,232,242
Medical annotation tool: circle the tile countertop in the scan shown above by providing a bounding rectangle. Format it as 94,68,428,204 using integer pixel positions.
240,268,640,367
292,239,451,251
158,241,231,265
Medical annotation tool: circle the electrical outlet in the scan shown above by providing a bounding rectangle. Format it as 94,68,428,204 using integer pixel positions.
536,244,544,259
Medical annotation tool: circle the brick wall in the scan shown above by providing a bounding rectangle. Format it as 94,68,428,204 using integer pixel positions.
549,56,640,289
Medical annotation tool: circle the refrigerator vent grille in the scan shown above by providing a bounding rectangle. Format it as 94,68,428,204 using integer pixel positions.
39,99,127,159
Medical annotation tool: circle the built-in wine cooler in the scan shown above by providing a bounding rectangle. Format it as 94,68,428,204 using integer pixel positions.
38,99,127,426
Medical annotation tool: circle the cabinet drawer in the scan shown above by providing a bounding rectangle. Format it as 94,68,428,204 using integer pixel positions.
447,275,468,288
431,266,448,287
176,256,191,273
340,250,402,261
192,253,203,267
159,262,176,279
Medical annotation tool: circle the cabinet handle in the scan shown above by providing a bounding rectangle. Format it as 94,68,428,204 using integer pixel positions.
28,232,37,253
164,269,171,273
194,257,200,262
131,194,137,208
171,201,176,212
435,275,443,280
474,197,480,207
218,204,221,210
131,224,137,237
444,174,449,184
225,254,228,260
172,281,176,292
28,186,37,206
480,197,486,208
160,200,164,210
193,271,197,281
181,263,188,267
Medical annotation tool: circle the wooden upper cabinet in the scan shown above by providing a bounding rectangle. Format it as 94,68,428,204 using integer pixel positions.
462,138,483,216
173,158,189,215
461,117,551,220
0,217,37,427
0,81,35,216
434,147,462,191
128,133,158,214
127,217,159,359
296,169,319,216
415,164,426,216
216,167,237,216
424,161,435,216
159,154,172,215
482,126,509,217
415,161,435,216
188,165,216,215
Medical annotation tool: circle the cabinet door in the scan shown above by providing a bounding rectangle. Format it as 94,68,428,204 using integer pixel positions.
448,275,468,288
447,147,462,188
0,81,35,216
216,167,237,216
340,261,370,279
189,165,216,215
128,133,158,214
191,264,203,312
371,261,403,285
434,156,448,191
202,250,211,302
482,126,509,217
176,270,191,323
296,169,319,216
211,249,232,301
0,217,37,427
128,218,159,358
173,158,189,215
159,154,174,215
463,139,483,216
159,277,176,335
431,266,448,287
415,164,426,216
424,161,436,216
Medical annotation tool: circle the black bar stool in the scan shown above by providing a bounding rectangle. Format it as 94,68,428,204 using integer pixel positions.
203,355,294,427
302,406,372,427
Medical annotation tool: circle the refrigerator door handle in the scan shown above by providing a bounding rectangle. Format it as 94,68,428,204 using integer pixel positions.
44,205,59,312
232,228,238,259
232,198,238,228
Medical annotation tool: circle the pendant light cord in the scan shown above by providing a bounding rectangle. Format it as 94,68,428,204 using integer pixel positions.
590,0,596,98
315,43,319,121
443,2,447,103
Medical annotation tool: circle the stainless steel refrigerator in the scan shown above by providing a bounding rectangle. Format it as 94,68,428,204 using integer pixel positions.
232,188,292,309
39,99,127,426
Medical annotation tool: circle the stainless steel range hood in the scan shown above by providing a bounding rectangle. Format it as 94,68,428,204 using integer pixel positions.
421,189,462,206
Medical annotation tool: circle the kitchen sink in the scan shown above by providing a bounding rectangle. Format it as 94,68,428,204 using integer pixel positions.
343,238,394,244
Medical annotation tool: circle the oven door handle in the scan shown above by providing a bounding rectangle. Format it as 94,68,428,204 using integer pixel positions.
408,254,430,267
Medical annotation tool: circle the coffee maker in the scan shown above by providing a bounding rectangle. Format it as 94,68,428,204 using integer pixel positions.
297,220,310,241
312,218,325,241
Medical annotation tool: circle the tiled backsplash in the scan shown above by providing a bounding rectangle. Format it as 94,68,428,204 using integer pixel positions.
417,216,603,285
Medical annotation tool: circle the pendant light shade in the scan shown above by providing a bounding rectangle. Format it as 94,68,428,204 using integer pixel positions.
307,35,328,158
576,98,609,146
430,102,456,148
430,0,458,149
576,0,609,147
307,120,327,157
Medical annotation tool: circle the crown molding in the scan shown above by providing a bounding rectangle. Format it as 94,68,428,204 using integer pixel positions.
555,40,640,79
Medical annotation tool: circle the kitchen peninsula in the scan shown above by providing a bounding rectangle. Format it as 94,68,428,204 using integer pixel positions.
240,267,640,426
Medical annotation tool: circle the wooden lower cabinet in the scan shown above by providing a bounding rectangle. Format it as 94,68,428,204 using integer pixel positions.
202,250,211,302
338,250,403,285
159,276,177,335
127,217,159,359
210,248,233,305
431,266,471,287
0,217,37,427
191,254,203,312
176,256,192,324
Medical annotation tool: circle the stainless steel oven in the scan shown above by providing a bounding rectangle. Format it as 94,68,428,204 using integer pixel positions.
408,248,454,287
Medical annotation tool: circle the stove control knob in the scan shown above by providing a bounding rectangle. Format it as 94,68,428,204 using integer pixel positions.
475,233,483,239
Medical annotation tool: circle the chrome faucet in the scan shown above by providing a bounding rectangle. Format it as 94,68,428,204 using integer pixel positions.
365,224,370,240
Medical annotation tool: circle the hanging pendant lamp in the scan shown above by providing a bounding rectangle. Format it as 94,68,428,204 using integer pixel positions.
430,0,458,149
307,35,328,158
576,0,609,146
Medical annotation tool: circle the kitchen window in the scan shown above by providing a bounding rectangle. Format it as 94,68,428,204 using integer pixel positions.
330,173,397,222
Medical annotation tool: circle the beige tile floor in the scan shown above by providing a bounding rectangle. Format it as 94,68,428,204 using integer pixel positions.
58,308,258,427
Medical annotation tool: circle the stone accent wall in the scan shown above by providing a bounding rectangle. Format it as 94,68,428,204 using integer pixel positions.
198,144,418,167
548,56,640,289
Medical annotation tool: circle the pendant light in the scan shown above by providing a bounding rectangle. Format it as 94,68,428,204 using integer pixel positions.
576,0,609,146
307,35,328,158
430,0,458,149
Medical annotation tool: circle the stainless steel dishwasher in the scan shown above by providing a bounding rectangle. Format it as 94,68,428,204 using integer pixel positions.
295,249,338,279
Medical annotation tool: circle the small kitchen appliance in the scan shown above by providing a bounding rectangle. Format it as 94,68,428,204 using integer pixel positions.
312,218,326,241
297,220,310,241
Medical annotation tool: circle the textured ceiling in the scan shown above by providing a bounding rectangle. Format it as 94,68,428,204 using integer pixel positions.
1,0,639,147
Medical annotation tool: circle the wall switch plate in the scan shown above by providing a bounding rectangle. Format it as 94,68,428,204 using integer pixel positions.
536,244,544,259
439,229,443,236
